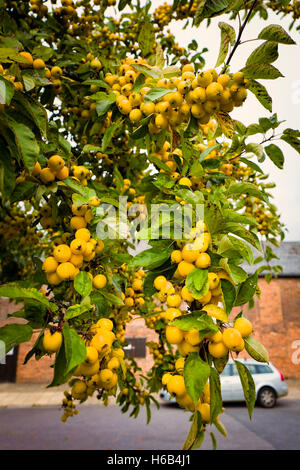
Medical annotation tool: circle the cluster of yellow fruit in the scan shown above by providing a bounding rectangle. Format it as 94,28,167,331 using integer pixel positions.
154,1,199,28
42,224,104,286
124,270,145,309
147,341,165,366
165,321,203,356
0,209,40,246
162,359,218,422
105,59,249,131
29,0,48,17
145,307,165,329
207,317,253,358
31,155,69,184
245,197,273,236
71,165,91,186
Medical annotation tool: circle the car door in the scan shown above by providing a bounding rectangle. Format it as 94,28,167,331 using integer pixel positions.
220,363,234,401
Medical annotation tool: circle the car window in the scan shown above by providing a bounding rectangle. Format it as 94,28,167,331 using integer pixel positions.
245,364,257,374
221,364,231,376
231,363,256,375
256,365,273,374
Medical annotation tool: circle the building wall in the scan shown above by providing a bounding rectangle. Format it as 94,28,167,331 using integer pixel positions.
0,277,300,382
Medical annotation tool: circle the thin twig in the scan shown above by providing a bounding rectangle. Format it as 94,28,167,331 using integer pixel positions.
222,0,259,74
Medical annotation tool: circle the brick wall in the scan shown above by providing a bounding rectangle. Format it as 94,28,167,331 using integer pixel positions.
1,277,300,382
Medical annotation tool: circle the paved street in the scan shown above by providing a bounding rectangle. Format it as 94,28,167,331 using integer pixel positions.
0,398,299,450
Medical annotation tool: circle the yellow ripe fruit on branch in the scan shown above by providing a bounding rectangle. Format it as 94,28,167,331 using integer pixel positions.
166,325,184,344
181,285,194,302
19,51,33,67
234,317,253,337
56,262,76,280
162,372,173,386
167,375,186,396
85,346,98,364
177,341,199,356
184,329,201,346
40,168,55,184
96,318,113,331
75,228,90,242
181,243,199,263
107,357,120,370
197,403,210,423
93,274,107,289
79,361,100,377
70,216,87,230
153,275,167,291
53,244,71,263
48,155,64,172
177,261,195,277
56,166,69,180
42,256,58,273
195,252,211,269
167,293,181,308
91,329,115,352
208,272,219,290
43,331,62,353
222,328,242,351
46,272,62,285
70,238,87,255
33,58,45,70
71,380,87,399
208,341,228,358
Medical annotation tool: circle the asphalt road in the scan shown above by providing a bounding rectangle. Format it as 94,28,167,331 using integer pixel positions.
0,399,299,450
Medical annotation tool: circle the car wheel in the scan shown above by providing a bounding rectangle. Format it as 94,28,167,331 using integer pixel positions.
257,387,277,408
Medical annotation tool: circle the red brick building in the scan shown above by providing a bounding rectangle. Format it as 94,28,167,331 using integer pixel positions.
1,242,300,382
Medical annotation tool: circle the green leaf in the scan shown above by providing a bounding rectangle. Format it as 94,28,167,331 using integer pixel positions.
101,291,124,306
74,272,92,298
129,246,172,270
182,411,201,450
132,64,163,79
244,336,269,363
13,93,48,139
245,143,264,159
0,283,58,312
210,432,217,450
0,324,32,358
102,119,123,151
47,339,70,388
63,322,86,375
204,203,225,235
214,420,228,438
172,312,218,334
235,272,258,306
227,235,254,265
215,22,236,67
95,92,116,117
138,20,155,56
241,63,283,80
199,144,221,162
65,303,92,320
264,144,284,169
210,367,223,423
2,116,39,172
0,75,14,105
258,24,296,45
213,353,229,374
220,279,236,316
186,268,209,300
281,128,300,154
0,146,15,200
234,360,256,419
190,428,205,450
246,41,279,66
227,182,268,202
132,73,146,93
184,353,211,403
248,80,272,112
144,87,176,102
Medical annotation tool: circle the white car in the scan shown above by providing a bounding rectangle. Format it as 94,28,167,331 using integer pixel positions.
160,358,288,408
